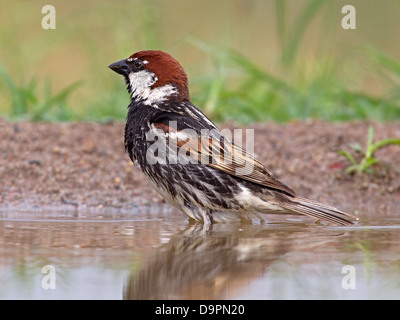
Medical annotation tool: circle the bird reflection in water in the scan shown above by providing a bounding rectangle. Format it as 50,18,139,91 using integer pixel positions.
124,221,345,299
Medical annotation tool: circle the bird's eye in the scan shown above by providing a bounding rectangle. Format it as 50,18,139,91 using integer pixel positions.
133,59,144,69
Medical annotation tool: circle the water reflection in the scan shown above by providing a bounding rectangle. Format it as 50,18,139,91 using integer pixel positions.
124,222,351,299
0,208,184,299
1,210,399,299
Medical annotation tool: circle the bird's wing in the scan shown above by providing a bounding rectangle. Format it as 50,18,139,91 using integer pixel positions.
152,121,296,197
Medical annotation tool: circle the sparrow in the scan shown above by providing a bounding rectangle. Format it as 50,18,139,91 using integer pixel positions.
109,50,357,226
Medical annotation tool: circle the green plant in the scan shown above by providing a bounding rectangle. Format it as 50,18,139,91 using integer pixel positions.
1,1,400,123
0,65,81,121
189,39,400,124
338,126,400,174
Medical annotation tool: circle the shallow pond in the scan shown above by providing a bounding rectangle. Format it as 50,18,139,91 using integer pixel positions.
0,207,399,299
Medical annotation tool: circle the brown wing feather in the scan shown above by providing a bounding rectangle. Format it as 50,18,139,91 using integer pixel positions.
153,122,296,197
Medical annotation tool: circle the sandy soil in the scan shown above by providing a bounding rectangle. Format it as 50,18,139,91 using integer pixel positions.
1,118,399,218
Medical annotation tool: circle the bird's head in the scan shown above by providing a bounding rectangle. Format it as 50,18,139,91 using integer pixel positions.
109,50,190,104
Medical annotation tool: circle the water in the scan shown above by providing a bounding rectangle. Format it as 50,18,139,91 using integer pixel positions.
0,207,399,300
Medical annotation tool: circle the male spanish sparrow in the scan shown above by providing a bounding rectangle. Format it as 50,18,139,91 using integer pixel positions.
109,50,357,226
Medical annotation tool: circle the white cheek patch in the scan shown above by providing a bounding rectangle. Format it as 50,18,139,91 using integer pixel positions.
128,70,156,97
128,70,177,105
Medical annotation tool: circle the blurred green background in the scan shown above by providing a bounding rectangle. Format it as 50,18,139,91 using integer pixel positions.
1,0,400,123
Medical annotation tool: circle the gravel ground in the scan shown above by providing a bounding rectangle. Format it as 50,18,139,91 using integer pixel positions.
1,118,399,218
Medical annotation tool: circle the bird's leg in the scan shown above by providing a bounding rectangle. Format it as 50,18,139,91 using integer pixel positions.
202,209,214,225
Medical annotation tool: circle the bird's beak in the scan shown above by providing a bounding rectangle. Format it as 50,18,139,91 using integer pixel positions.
108,59,130,76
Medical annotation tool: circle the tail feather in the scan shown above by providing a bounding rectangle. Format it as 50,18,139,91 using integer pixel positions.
280,197,358,226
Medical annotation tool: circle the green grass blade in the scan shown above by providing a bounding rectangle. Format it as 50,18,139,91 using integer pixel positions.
203,76,224,116
338,150,357,165
367,126,374,146
281,0,326,66
227,50,296,94
361,157,380,172
370,138,400,155
0,65,19,116
345,164,360,174
30,81,81,121
275,0,287,49
47,80,82,105
365,126,374,158
369,47,400,79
